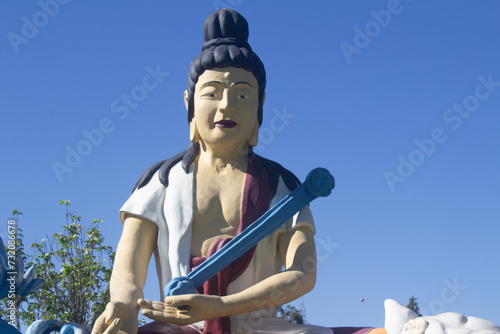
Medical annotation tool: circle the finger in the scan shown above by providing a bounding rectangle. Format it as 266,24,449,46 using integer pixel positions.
91,314,107,334
164,295,195,306
104,303,118,325
141,309,193,324
141,308,177,321
103,319,122,334
137,298,153,309
138,299,168,311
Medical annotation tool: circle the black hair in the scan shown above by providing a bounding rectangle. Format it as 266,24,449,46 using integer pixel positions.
186,9,266,125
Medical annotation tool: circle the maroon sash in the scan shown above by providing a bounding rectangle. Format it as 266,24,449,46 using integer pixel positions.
190,160,272,334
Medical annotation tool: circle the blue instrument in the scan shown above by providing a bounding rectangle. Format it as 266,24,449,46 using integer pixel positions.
164,167,335,297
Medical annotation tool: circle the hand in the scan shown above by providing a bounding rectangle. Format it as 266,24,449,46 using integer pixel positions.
91,301,138,334
138,294,225,326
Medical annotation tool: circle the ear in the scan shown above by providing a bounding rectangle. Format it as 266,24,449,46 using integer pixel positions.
249,93,264,147
249,121,259,147
189,119,200,143
184,90,189,111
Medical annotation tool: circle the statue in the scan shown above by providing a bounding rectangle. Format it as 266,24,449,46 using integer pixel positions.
90,8,499,334
91,8,334,334
384,299,500,334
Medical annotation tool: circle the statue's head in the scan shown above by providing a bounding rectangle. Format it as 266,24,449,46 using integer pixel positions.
185,9,266,128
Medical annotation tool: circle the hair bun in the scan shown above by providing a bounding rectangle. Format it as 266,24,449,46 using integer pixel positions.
203,8,249,43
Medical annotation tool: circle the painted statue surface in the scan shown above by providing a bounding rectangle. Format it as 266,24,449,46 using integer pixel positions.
91,8,331,334
384,299,500,334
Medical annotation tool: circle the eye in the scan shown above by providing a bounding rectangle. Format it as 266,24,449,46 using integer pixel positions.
237,94,251,100
202,93,219,98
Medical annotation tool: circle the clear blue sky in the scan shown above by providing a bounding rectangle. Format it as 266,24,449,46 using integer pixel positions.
1,0,499,328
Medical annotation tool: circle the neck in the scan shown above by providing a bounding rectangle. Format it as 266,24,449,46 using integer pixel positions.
197,140,250,173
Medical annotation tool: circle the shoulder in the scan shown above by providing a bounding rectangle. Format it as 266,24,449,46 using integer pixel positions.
251,153,301,198
131,143,199,192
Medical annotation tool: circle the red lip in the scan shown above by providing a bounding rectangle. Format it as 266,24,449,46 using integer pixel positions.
215,120,237,128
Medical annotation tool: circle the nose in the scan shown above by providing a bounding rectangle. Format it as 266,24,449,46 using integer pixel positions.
218,89,235,114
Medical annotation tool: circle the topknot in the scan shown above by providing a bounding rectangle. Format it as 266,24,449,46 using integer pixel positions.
203,8,249,43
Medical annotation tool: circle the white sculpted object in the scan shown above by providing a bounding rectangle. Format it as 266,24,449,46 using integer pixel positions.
384,299,500,334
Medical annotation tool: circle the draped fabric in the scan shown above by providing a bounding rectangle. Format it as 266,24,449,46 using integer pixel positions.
189,159,273,334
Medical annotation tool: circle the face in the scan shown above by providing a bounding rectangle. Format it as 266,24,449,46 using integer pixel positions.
188,67,260,150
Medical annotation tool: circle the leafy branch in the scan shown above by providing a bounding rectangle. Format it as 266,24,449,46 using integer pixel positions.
1,201,115,329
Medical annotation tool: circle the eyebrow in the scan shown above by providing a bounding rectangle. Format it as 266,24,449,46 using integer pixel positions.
234,81,253,88
201,81,222,87
200,81,254,88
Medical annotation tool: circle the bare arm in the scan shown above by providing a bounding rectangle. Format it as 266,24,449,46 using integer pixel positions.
139,225,316,325
222,226,317,315
92,215,158,334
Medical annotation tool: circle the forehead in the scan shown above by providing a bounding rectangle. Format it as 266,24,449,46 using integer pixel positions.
196,67,258,88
